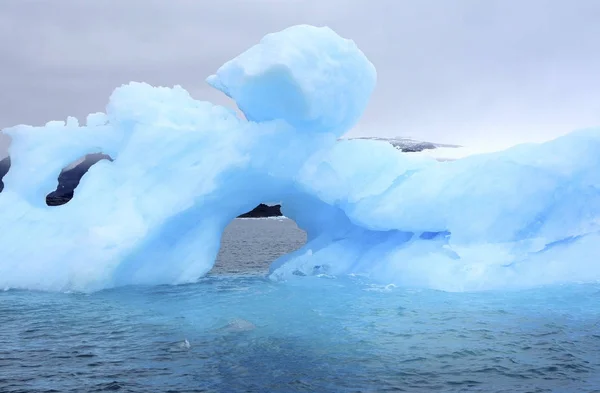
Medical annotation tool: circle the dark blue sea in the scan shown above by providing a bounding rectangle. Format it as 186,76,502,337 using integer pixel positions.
1,218,599,392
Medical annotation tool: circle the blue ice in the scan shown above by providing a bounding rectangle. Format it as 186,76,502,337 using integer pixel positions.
0,25,599,292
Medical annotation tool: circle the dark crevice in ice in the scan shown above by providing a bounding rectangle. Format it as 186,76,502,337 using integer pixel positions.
46,153,113,206
0,156,10,193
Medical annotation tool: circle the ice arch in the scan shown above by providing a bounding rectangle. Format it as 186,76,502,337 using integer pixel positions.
0,25,375,291
1,25,600,293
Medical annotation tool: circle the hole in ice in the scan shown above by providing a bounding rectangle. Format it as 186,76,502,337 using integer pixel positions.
0,132,11,193
0,157,10,192
0,156,10,193
211,213,307,276
46,153,113,206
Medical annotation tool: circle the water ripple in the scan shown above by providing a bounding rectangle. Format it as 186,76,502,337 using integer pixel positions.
1,220,600,392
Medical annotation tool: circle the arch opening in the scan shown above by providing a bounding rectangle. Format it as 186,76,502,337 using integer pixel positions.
46,153,113,206
212,209,307,276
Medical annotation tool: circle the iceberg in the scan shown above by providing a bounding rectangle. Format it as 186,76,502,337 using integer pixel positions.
1,25,599,292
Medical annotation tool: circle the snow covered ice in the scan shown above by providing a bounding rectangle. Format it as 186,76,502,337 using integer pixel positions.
1,25,599,292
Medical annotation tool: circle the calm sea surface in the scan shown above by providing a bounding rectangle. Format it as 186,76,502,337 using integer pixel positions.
1,218,599,392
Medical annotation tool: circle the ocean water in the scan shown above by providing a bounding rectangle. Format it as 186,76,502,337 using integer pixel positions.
1,219,599,393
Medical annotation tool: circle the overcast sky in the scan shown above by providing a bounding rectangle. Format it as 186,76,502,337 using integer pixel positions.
1,0,599,152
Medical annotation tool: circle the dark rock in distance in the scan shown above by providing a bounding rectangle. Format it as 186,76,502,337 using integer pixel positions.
238,203,282,218
347,136,460,152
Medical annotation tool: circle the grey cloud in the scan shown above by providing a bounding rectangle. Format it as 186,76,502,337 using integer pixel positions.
1,0,599,154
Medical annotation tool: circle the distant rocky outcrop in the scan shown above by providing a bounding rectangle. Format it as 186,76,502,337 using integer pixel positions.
347,136,460,152
238,204,282,218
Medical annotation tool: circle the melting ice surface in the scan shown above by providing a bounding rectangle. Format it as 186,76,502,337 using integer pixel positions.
1,24,600,292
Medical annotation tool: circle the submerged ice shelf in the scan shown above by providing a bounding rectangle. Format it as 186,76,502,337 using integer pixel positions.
1,24,599,293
